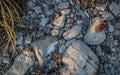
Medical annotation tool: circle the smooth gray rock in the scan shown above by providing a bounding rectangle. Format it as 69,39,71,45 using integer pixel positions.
63,25,82,40
62,40,99,75
83,17,106,45
34,6,42,14
53,15,65,27
5,50,35,75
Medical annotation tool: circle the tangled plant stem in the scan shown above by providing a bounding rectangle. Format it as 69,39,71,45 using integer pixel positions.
0,0,24,56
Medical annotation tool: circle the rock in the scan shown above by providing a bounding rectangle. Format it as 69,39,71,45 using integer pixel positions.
83,17,107,45
61,9,71,15
5,50,35,75
65,39,76,47
58,39,65,45
33,6,42,14
51,29,59,37
110,2,120,17
96,5,106,11
96,46,103,56
18,45,23,50
32,36,57,60
58,2,69,9
25,34,32,44
39,18,48,27
108,23,114,32
53,15,65,27
45,9,54,16
79,10,87,19
63,25,82,40
61,40,99,75
16,33,23,45
59,45,66,54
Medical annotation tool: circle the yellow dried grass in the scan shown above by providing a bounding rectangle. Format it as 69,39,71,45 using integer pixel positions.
0,0,24,56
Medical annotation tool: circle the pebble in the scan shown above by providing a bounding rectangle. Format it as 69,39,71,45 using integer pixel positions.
51,29,59,37
59,45,66,54
53,15,65,27
45,9,54,16
61,9,71,15
63,25,82,40
65,39,76,47
96,5,106,11
33,6,42,14
39,18,48,27
58,2,69,9
96,46,103,56
58,39,65,45
25,34,32,44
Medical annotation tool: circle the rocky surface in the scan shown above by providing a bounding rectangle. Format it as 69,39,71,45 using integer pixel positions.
1,0,120,75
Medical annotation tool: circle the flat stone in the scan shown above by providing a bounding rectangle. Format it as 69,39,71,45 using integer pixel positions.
96,5,106,11
32,36,57,58
34,6,42,14
79,10,87,19
83,17,106,45
61,9,71,15
25,34,32,44
65,39,76,47
62,40,99,75
58,2,69,9
45,9,54,16
110,2,120,17
53,15,65,27
5,50,35,75
63,25,82,40
58,39,65,45
59,45,66,54
51,29,59,37
39,18,48,27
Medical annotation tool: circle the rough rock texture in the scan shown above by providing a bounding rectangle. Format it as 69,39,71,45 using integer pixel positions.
53,15,65,27
61,40,99,75
5,50,35,75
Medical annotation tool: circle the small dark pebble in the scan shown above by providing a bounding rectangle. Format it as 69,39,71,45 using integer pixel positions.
100,45,112,55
